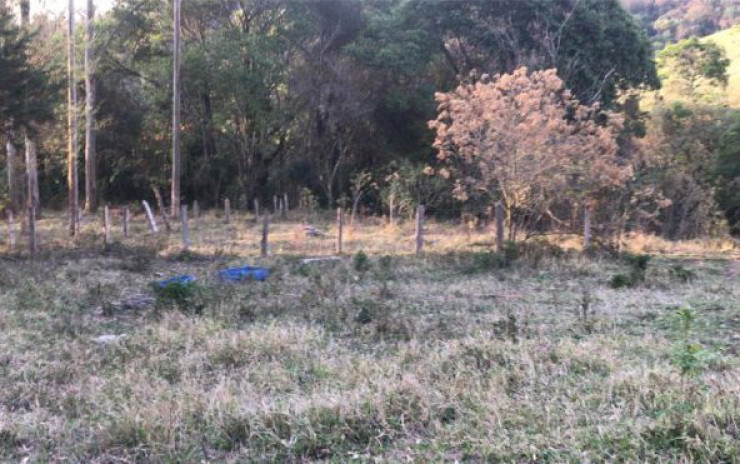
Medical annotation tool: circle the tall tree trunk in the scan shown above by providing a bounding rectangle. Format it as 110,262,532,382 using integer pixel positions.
23,128,39,213
84,0,97,213
170,0,181,218
20,0,39,216
67,0,79,236
5,125,22,214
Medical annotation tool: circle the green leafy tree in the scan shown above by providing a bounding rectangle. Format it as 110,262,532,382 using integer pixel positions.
714,115,740,235
658,36,730,100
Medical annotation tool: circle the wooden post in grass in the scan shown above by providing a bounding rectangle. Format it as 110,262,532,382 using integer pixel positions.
8,212,16,252
192,200,200,231
253,198,260,223
103,205,112,245
123,206,130,238
280,198,286,219
224,198,231,224
283,193,289,214
495,202,505,252
415,204,425,256
28,206,36,255
142,200,158,233
583,203,592,250
159,205,171,233
181,204,190,251
336,207,344,254
261,214,270,257
273,195,278,215
389,193,395,227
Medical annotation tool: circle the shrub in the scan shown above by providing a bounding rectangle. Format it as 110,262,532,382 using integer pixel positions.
152,281,208,315
609,273,634,289
353,250,371,273
669,264,696,283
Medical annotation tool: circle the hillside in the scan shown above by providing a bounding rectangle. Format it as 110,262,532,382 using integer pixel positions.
706,26,740,107
622,0,740,48
652,26,740,107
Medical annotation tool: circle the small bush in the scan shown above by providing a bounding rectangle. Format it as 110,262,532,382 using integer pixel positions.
609,273,634,289
670,264,696,283
353,250,371,273
152,281,207,315
610,253,652,289
462,251,504,274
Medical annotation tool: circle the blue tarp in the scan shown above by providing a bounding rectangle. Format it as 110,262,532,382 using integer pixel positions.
218,266,270,282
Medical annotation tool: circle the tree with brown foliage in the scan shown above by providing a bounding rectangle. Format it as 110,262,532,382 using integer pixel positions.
429,67,629,239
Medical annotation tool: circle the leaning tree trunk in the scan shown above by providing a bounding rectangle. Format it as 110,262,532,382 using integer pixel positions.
67,0,79,236
170,0,181,218
84,0,97,213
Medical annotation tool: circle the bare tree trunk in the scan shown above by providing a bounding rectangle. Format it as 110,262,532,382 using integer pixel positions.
495,202,505,252
84,0,97,213
20,2,38,217
23,129,39,215
170,0,181,218
67,0,79,236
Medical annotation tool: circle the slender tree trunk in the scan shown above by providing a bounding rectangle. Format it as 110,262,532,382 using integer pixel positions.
84,0,97,213
170,0,181,218
67,0,79,236
23,129,39,214
20,1,38,216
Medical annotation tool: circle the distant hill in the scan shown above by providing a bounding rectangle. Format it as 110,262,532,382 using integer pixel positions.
652,26,740,107
706,26,740,107
622,0,740,48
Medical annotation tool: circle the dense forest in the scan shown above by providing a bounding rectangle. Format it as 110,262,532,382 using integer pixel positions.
2,0,740,240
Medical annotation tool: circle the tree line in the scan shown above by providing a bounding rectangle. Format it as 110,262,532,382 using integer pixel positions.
1,0,739,241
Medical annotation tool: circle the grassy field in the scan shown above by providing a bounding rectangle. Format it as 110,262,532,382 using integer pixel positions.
1,211,739,462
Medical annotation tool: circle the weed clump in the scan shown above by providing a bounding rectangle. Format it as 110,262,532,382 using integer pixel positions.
152,280,208,315
353,250,371,273
609,253,651,289
669,264,696,283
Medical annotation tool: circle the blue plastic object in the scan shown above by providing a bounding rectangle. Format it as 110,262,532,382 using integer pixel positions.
155,274,196,288
218,266,270,282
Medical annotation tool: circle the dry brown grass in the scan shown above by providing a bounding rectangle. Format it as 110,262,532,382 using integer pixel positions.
0,210,739,462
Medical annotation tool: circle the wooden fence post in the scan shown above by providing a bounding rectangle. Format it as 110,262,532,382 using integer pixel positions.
415,204,425,256
336,207,344,254
181,204,190,251
103,205,112,245
28,206,36,256
142,200,158,233
193,200,200,231
159,205,171,233
583,203,592,250
283,193,289,214
261,214,270,257
495,202,505,252
253,198,260,223
389,193,395,226
224,198,231,224
8,212,16,252
123,206,130,238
